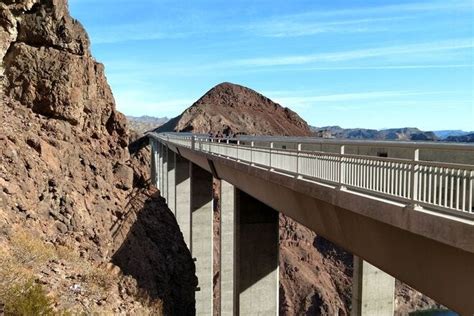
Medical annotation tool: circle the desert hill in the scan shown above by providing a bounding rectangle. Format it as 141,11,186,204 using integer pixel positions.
157,82,312,136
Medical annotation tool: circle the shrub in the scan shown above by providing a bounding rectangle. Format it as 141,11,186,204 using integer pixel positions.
2,280,54,316
83,266,115,292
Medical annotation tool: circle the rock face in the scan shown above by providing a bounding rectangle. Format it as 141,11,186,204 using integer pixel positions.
160,82,441,315
157,82,313,136
0,1,196,314
2,0,123,133
280,217,352,315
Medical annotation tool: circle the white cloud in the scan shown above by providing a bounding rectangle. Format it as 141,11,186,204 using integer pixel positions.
244,0,473,38
265,90,466,110
245,16,409,38
296,64,473,71
226,38,473,67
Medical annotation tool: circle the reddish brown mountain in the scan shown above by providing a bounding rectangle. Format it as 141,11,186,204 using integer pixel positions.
157,82,312,136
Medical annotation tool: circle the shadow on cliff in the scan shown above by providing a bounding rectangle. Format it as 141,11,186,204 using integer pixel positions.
111,140,197,315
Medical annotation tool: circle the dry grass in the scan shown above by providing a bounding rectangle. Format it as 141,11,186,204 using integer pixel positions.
9,231,56,266
0,248,34,298
0,229,164,315
82,265,115,292
55,244,80,261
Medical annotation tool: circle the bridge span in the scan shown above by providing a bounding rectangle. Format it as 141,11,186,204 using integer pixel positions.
147,132,474,315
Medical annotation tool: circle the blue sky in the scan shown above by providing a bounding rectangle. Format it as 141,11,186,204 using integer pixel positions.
69,0,473,131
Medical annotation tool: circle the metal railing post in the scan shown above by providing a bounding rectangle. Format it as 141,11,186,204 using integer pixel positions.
469,170,473,213
411,148,420,206
237,140,240,162
191,136,196,150
296,143,302,179
339,145,346,189
269,142,274,170
251,141,255,166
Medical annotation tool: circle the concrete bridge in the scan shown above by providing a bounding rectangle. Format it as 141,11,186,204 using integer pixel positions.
147,132,474,315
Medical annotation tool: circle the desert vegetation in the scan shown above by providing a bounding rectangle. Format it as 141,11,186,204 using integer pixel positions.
0,230,163,315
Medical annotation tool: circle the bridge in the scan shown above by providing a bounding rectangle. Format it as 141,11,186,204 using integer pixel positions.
147,132,474,315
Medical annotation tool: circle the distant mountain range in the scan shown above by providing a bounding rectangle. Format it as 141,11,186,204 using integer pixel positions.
127,115,169,134
445,133,474,143
311,126,438,141
126,114,473,143
433,130,473,139
311,126,474,142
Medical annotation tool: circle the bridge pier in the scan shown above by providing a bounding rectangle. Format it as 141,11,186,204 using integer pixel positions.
220,180,237,315
167,148,176,214
237,190,279,315
220,180,279,315
157,142,163,191
149,139,158,187
162,144,168,201
191,163,214,315
157,142,161,188
351,256,395,316
175,154,191,248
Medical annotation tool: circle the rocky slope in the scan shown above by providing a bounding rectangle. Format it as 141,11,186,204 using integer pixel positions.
0,1,195,314
161,82,441,315
157,82,313,136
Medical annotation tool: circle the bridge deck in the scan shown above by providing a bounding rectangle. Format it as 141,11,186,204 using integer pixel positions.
150,132,474,220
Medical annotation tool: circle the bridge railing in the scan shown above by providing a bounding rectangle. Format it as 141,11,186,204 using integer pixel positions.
152,133,474,217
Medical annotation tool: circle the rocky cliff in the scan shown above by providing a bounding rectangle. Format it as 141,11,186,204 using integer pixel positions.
160,82,441,315
0,1,195,314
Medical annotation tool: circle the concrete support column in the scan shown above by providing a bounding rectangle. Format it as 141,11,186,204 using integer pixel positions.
351,256,395,316
158,143,163,192
237,190,279,315
220,180,237,315
149,139,158,187
175,155,191,248
191,163,213,315
167,149,176,214
162,145,168,201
